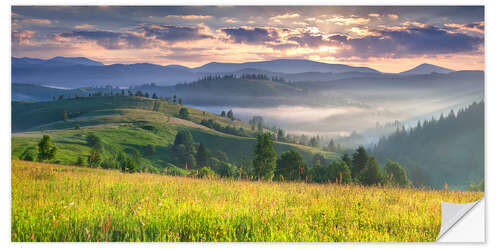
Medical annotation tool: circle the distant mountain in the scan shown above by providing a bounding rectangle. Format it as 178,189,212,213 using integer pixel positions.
13,57,478,88
193,59,380,74
12,56,104,67
400,63,454,75
42,56,105,67
12,63,199,88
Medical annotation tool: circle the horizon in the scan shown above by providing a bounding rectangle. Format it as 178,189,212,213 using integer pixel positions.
13,55,470,73
12,6,484,73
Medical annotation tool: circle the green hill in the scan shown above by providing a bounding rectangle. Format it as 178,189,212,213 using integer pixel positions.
372,101,484,189
12,95,337,171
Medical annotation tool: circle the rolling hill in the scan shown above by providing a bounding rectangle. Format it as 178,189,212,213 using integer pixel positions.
12,95,338,170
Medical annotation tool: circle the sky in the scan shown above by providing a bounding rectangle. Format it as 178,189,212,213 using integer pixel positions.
11,6,484,73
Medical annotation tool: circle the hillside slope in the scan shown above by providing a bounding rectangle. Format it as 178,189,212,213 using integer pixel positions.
372,101,484,188
12,96,337,169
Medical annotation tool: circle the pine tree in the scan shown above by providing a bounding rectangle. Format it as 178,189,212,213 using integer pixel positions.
37,135,57,162
252,133,277,181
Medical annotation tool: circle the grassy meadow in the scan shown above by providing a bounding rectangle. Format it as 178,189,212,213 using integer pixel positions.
11,160,483,242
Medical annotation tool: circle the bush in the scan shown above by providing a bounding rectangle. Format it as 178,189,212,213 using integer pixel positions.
216,161,238,178
87,149,103,168
86,133,104,150
198,166,216,179
178,108,190,119
76,156,85,166
20,147,37,161
384,159,410,187
164,163,187,177
102,158,118,169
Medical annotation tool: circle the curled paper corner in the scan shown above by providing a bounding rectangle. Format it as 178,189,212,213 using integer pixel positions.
436,197,484,241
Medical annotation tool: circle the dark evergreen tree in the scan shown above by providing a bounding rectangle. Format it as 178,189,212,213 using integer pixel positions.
37,135,57,162
252,133,276,180
359,156,383,185
352,146,368,179
196,143,210,168
276,150,305,181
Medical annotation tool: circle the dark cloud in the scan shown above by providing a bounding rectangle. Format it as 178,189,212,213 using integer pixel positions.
57,30,148,49
328,25,482,58
221,27,279,44
140,25,213,42
281,24,482,58
288,33,328,48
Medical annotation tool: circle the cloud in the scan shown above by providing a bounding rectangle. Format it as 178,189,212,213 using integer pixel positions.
322,15,370,25
270,13,300,23
288,32,328,48
140,25,214,43
164,14,213,20
21,18,52,25
221,27,280,44
387,14,399,20
12,30,35,45
54,30,149,49
369,13,380,17
223,17,239,23
444,21,484,34
330,24,483,58
74,24,95,29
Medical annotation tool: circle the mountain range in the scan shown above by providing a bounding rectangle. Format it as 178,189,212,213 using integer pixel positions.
11,56,466,88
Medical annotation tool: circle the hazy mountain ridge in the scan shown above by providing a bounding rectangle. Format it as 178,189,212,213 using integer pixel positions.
12,56,472,88
400,63,454,75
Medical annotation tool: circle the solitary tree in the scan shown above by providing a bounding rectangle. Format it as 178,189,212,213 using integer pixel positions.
220,110,226,117
252,133,276,181
37,135,57,162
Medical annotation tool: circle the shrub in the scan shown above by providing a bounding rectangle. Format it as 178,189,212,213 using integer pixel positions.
87,149,103,168
198,166,216,179
20,147,37,162
76,156,85,166
384,159,410,187
86,133,104,150
216,161,238,178
164,163,187,177
178,108,190,119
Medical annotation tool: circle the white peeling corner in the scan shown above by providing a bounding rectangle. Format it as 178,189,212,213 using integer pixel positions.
436,197,484,242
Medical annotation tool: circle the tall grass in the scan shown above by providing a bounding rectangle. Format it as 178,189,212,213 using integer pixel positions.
11,160,483,242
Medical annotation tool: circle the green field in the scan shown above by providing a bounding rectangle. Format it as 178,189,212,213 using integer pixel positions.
11,160,483,242
12,96,337,169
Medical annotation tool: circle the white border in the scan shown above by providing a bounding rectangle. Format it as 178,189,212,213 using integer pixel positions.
2,1,497,249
